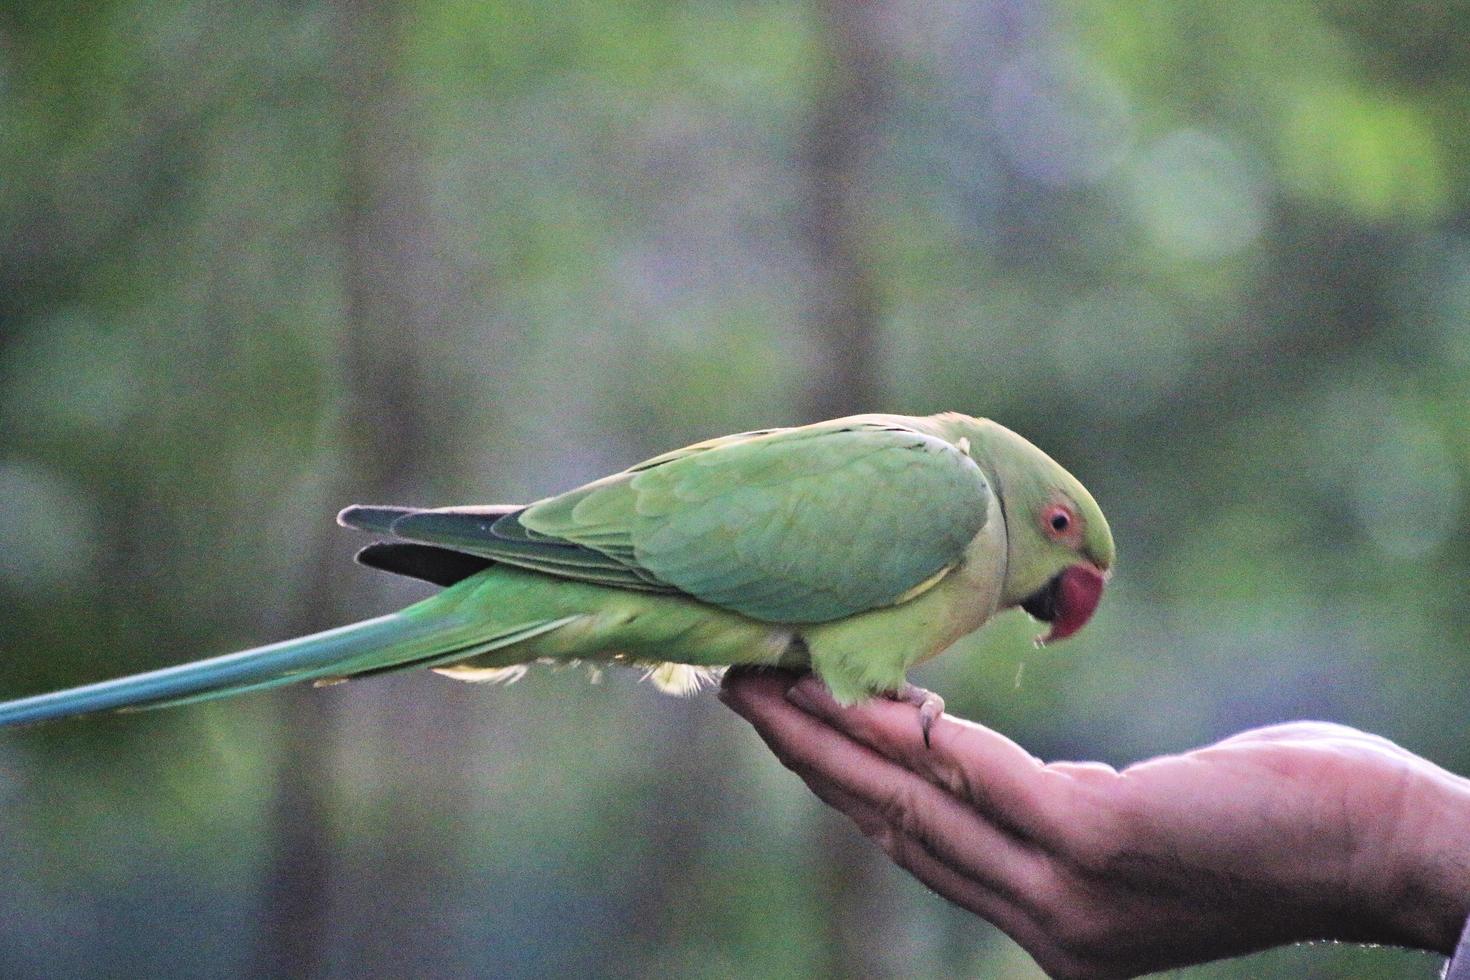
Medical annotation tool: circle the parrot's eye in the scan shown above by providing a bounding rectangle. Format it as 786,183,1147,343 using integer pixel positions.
1041,503,1080,543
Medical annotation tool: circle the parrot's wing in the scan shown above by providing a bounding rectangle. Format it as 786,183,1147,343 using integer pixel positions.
364,418,992,624
524,418,993,621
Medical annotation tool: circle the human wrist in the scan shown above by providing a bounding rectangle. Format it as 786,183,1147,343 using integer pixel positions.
1380,768,1470,954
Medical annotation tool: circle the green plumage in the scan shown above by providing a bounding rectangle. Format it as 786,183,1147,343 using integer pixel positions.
0,412,1114,726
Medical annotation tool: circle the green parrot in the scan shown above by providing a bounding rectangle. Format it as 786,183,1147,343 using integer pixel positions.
0,413,1114,738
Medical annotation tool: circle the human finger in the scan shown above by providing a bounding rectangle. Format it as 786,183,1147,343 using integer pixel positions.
723,669,1048,899
785,677,1074,843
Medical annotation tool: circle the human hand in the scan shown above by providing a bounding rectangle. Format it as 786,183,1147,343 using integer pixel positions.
720,669,1470,979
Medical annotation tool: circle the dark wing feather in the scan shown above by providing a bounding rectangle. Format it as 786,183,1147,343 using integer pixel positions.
354,542,494,587
388,509,670,591
338,504,520,534
339,503,672,592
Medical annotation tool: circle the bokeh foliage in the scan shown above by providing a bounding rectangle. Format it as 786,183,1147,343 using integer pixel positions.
0,0,1466,976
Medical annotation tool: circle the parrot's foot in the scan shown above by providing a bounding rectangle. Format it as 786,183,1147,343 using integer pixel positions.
891,683,945,748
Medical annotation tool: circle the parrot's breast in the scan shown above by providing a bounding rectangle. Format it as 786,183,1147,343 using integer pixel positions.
906,489,1009,667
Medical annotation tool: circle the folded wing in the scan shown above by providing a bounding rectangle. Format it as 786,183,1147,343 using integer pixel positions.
344,417,993,624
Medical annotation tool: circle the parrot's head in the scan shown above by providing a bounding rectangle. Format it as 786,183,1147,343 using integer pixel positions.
967,418,1114,646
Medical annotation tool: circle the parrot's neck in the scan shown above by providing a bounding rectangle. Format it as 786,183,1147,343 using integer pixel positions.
931,414,1051,610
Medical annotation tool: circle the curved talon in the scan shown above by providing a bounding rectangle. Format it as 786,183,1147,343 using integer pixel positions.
893,683,945,749
919,698,943,748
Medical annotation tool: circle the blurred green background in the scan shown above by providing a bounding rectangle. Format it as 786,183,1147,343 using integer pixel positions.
1,0,1467,977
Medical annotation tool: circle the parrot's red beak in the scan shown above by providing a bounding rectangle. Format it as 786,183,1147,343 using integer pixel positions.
1020,563,1108,646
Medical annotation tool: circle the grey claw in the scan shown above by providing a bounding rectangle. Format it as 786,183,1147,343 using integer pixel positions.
895,683,945,749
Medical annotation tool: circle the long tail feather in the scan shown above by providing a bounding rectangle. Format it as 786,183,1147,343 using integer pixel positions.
0,605,570,728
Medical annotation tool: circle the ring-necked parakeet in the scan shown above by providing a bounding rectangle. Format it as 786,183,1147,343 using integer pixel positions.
0,413,1113,734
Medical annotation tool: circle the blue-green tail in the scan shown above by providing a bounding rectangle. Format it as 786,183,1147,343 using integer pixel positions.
0,596,577,728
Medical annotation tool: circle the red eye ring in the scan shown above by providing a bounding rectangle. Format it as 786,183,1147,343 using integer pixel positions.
1042,503,1078,540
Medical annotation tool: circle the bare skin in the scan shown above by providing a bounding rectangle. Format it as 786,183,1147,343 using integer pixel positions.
720,669,1470,980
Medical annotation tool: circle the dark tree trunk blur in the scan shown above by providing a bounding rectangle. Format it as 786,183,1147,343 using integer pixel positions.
256,0,458,975
799,0,890,424
800,2,897,977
